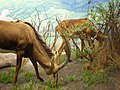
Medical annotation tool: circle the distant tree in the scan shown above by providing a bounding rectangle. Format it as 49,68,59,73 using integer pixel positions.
30,8,49,32
30,8,54,45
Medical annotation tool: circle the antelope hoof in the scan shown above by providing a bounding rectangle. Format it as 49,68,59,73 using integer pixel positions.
80,55,83,59
12,81,17,85
12,82,16,85
38,77,44,82
12,79,17,85
69,59,72,62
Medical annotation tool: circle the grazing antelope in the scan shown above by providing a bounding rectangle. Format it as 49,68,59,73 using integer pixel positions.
54,18,107,63
0,20,69,84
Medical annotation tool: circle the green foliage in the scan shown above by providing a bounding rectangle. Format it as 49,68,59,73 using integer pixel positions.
81,69,108,86
44,80,63,90
11,80,64,90
89,0,120,69
89,0,120,31
0,68,16,84
0,72,13,84
62,20,96,38
71,49,81,59
89,2,108,24
0,67,25,84
62,75,78,84
22,80,34,90
83,46,93,55
12,80,43,90
107,63,120,72
24,71,34,81
59,49,80,63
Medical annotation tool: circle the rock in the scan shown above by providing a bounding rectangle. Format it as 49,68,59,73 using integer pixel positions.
0,53,29,69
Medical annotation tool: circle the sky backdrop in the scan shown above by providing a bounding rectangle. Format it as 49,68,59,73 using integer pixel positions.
0,0,108,20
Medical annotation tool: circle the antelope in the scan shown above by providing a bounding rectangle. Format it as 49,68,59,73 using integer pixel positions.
0,20,68,84
54,18,107,63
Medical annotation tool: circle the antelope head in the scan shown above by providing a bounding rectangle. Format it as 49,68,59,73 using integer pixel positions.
43,51,69,75
94,31,108,47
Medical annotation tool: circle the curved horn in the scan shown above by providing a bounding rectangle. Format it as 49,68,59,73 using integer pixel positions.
54,36,70,73
51,51,57,66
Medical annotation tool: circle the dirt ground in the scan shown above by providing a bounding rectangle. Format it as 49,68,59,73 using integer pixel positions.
0,59,120,90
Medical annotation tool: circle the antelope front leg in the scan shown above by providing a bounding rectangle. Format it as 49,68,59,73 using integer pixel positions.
64,45,72,62
57,42,66,64
49,73,58,86
81,39,85,52
87,34,94,62
87,34,93,48
80,39,85,59
13,51,23,84
29,58,44,82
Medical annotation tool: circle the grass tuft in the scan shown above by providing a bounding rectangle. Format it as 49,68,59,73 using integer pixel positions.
62,75,78,84
81,69,108,86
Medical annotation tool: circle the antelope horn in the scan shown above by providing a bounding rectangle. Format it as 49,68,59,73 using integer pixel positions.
56,58,69,73
51,51,57,67
54,36,70,73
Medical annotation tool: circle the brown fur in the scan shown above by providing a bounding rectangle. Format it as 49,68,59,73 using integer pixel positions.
55,18,107,63
24,22,54,58
0,20,63,83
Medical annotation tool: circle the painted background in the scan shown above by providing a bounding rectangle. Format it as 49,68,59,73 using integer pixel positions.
0,0,109,46
0,0,108,20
